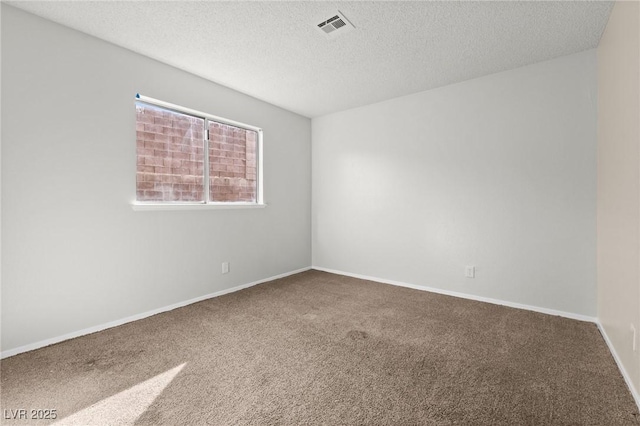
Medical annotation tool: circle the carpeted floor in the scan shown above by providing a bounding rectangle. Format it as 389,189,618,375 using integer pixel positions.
1,270,638,425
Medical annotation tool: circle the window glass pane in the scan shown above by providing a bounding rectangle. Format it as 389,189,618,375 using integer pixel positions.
136,103,204,202
208,122,257,202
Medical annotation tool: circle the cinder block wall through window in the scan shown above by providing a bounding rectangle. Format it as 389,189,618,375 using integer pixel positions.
136,104,257,203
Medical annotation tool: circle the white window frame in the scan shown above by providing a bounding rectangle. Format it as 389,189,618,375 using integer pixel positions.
132,94,265,211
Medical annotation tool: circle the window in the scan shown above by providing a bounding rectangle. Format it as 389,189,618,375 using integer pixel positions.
134,95,263,209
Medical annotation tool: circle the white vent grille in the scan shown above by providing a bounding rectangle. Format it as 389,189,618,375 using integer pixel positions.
316,11,354,38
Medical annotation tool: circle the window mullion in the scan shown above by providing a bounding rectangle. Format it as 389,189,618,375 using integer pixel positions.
204,120,210,203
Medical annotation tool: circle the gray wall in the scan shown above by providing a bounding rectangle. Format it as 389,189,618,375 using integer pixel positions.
312,50,597,317
1,5,312,352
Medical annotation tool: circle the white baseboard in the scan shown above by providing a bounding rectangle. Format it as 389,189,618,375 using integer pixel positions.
0,267,311,359
311,266,597,323
597,323,640,411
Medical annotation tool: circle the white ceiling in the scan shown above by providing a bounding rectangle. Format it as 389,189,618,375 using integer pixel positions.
6,1,613,118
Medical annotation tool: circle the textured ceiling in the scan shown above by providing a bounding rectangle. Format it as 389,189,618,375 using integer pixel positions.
6,1,613,118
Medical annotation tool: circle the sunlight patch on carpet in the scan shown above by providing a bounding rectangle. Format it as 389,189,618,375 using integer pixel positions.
53,363,186,425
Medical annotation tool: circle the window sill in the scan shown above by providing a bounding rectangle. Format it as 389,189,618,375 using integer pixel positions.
131,202,267,211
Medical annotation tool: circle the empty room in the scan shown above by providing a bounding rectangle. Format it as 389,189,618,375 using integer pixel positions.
1,0,639,424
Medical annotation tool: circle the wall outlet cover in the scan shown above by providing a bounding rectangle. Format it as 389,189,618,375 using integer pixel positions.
465,266,475,278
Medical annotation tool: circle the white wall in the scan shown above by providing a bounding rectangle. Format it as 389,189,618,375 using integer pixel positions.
1,5,311,352
313,50,597,317
597,1,640,398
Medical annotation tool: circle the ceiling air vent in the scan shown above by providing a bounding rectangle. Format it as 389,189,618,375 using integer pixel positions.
316,11,355,38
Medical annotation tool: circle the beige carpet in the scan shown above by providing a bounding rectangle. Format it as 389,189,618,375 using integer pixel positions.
1,270,638,425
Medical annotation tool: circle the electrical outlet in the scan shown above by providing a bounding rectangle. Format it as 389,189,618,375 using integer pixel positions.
465,266,475,278
631,323,637,352
222,262,230,274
